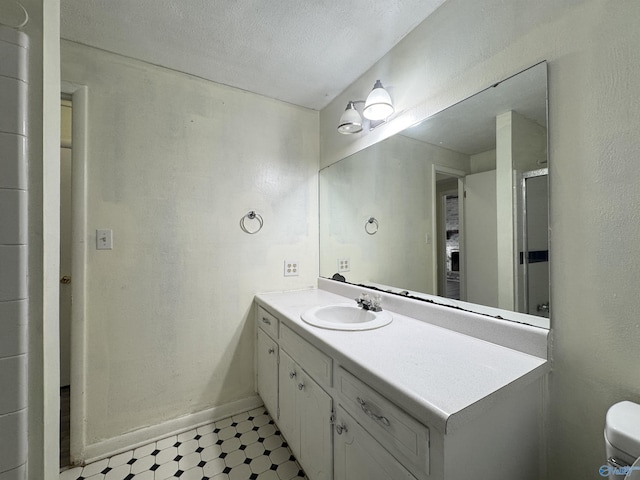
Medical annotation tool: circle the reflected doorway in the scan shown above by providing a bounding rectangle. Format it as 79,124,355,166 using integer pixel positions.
439,191,460,299
434,168,465,300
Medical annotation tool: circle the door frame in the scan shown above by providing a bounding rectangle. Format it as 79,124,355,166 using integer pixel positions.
61,82,89,464
518,167,548,315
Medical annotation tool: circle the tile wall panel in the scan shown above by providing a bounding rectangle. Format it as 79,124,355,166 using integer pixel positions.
0,25,28,480
0,355,27,413
0,301,27,357
0,133,27,189
0,189,27,244
0,245,27,302
0,38,28,81
0,77,27,136
0,409,27,471
0,464,26,480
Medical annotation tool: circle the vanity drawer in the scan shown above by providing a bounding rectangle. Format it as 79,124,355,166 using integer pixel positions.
336,366,429,479
280,324,332,389
256,306,279,339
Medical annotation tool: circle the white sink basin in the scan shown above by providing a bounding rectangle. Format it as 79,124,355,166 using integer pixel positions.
300,303,392,331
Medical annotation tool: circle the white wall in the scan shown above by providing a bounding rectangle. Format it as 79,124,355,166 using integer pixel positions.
320,1,640,478
469,149,496,174
464,170,498,307
61,40,318,457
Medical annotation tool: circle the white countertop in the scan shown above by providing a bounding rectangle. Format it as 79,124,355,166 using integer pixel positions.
255,286,549,434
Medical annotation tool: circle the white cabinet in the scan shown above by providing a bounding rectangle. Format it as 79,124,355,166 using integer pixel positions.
278,349,298,448
257,305,424,480
255,294,546,480
278,322,334,480
335,367,429,480
257,306,279,339
279,351,333,480
256,306,333,480
297,363,333,480
333,406,416,480
255,306,279,421
256,328,278,418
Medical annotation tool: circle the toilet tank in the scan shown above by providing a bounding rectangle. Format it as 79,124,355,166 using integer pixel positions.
605,401,640,478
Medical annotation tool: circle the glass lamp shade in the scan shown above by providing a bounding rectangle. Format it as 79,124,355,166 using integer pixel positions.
363,80,394,121
337,102,363,134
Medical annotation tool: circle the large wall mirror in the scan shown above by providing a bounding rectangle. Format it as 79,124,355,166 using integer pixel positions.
320,62,549,329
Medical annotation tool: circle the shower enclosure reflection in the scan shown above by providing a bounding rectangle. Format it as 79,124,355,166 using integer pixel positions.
320,62,550,328
519,169,550,318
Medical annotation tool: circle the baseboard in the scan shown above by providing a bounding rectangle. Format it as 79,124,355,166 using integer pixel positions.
78,395,263,465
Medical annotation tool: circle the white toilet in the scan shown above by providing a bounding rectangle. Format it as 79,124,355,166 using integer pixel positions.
605,401,640,479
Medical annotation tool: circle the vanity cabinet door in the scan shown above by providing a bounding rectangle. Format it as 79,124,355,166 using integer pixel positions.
256,329,278,419
298,370,333,480
278,350,300,457
279,349,333,480
334,406,416,480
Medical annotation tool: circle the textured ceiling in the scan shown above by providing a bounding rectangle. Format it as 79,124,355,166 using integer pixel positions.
60,0,446,110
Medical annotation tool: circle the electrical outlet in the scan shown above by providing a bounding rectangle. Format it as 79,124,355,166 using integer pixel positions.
338,258,350,272
284,260,299,277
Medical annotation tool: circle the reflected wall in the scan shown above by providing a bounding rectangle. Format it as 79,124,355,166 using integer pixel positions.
320,134,468,293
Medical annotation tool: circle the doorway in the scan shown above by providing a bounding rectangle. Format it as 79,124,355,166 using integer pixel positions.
59,82,88,468
59,95,72,467
432,166,465,300
437,189,460,299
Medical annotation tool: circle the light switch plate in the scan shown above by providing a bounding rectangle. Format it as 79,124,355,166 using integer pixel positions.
96,229,113,250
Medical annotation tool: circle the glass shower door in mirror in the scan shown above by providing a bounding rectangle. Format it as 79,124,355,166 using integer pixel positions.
518,169,549,318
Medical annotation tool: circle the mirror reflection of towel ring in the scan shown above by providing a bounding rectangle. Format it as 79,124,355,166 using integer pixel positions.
365,217,379,235
240,211,264,234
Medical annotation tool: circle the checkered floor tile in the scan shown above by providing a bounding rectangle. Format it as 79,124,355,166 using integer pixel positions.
60,407,307,480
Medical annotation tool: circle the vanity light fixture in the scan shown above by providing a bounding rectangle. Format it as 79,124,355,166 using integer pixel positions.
337,101,363,134
337,80,394,134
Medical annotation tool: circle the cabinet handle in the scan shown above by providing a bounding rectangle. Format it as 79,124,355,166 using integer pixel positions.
289,371,297,379
267,347,275,354
298,383,305,391
335,422,348,435
357,397,391,427
261,317,271,325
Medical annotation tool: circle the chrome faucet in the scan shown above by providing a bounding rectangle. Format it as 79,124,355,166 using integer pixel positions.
356,293,383,312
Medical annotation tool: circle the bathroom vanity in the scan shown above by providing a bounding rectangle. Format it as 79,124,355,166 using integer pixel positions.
254,279,549,480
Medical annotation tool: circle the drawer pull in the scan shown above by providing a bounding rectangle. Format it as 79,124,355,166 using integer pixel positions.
357,397,391,427
289,371,297,379
267,347,275,354
261,317,272,325
335,422,348,435
298,382,305,391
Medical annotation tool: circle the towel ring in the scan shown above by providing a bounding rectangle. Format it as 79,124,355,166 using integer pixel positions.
365,217,379,235
240,211,264,234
